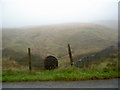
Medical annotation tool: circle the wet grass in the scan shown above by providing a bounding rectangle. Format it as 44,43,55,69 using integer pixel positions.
2,53,120,82
2,67,119,82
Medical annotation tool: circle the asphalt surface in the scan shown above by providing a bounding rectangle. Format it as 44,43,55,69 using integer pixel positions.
2,78,119,88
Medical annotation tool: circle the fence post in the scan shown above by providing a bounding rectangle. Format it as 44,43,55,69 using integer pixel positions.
28,48,32,71
68,43,74,66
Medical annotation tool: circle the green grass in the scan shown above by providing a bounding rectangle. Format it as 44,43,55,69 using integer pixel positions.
2,49,119,82
2,67,119,82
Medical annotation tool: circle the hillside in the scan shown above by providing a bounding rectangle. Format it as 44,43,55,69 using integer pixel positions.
2,23,118,69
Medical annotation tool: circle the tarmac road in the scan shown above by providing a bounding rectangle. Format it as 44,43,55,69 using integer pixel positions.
2,78,119,88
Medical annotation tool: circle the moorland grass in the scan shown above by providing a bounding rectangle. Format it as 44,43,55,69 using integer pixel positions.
2,66,119,82
2,55,120,82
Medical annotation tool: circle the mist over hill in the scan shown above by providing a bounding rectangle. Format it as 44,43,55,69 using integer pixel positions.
93,20,118,30
2,23,118,68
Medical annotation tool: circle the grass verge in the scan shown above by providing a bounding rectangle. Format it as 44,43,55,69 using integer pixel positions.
2,51,120,82
2,67,120,82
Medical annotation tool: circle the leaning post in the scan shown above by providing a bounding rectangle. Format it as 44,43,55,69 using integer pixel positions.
68,43,74,66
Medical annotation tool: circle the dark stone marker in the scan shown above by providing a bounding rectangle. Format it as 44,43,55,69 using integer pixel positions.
44,55,58,70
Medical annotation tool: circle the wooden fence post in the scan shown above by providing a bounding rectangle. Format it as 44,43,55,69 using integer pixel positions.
68,43,74,66
28,48,32,71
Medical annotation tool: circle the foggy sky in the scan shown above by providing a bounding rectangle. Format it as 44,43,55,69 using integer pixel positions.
1,0,119,28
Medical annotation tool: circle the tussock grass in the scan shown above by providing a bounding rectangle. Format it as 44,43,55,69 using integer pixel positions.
2,66,119,82
2,51,119,82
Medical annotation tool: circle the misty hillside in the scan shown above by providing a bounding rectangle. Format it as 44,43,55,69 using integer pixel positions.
2,23,118,68
93,20,118,30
